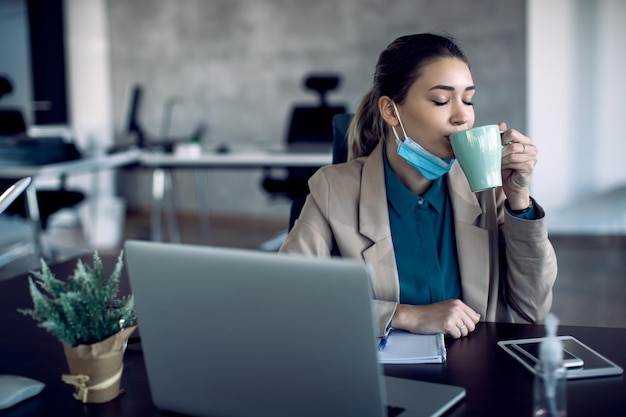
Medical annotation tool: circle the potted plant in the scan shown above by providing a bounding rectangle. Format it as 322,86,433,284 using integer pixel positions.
19,251,136,403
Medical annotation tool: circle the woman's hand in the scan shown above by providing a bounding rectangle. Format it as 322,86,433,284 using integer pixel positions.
392,299,481,339
499,122,537,210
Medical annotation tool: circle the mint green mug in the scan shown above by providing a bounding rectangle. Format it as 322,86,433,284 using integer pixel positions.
449,125,504,192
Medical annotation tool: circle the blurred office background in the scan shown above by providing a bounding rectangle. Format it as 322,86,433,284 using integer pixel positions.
2,0,624,229
1,0,625,326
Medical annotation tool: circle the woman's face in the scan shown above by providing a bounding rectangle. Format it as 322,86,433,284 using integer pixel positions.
395,57,476,159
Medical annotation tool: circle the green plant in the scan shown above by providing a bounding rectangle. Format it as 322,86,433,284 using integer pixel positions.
19,251,136,347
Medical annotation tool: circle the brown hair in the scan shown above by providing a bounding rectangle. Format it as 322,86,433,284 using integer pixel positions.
348,33,469,160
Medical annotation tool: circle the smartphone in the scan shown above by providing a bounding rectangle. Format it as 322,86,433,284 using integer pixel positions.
512,341,584,369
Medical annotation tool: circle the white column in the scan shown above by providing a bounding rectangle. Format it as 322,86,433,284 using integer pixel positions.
64,0,115,196
528,0,626,233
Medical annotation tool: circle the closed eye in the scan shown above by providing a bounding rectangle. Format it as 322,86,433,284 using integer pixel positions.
433,100,473,106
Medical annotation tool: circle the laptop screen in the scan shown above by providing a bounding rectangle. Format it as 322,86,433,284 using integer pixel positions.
125,240,387,417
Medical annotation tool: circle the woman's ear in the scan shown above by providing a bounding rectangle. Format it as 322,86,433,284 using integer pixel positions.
378,96,398,127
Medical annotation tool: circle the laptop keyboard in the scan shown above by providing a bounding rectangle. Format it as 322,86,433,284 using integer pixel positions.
387,405,406,417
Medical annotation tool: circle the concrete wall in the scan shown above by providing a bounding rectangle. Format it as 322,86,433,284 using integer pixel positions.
105,0,527,218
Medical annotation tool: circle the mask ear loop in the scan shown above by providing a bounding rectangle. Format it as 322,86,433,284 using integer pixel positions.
391,102,410,144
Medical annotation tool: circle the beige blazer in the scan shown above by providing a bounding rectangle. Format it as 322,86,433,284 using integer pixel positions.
279,142,558,336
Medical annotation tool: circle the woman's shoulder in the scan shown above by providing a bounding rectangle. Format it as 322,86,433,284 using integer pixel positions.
306,158,368,215
312,157,366,183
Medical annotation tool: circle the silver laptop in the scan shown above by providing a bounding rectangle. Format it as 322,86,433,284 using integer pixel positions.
124,240,465,417
0,177,31,214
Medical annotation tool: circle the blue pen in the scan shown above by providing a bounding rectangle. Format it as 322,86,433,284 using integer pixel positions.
378,337,388,351
378,329,393,351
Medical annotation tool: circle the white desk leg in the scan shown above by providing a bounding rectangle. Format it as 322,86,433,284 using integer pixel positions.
150,168,181,243
163,169,181,243
193,169,210,243
151,168,165,241
25,183,44,260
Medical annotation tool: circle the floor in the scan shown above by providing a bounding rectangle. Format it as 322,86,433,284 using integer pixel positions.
2,210,625,329
0,210,289,280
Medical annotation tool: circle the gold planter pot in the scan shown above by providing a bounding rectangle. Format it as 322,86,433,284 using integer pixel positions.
61,325,137,403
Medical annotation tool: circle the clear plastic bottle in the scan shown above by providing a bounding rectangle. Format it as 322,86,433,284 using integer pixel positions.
533,313,567,417
533,362,567,416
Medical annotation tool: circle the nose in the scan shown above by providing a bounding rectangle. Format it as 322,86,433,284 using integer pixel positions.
450,101,473,126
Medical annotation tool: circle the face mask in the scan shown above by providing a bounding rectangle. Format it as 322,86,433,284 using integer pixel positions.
391,102,454,180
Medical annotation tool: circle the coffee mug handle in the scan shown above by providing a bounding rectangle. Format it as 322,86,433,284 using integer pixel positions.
500,130,508,150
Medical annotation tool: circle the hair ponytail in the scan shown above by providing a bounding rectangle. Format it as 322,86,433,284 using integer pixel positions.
348,90,388,160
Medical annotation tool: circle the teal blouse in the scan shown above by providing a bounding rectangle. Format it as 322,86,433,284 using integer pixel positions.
383,147,462,305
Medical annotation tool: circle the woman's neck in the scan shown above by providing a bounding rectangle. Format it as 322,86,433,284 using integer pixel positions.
385,139,433,196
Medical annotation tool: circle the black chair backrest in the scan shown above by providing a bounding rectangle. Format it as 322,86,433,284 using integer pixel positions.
287,113,354,232
331,113,353,164
284,105,345,186
286,105,346,149
285,75,346,152
288,195,307,232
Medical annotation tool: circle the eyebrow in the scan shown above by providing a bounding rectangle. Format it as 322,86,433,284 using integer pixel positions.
429,85,476,92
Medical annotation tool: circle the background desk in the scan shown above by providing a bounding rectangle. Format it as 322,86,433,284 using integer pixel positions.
0,150,140,261
0,149,140,180
0,148,330,249
2,259,625,417
137,150,333,242
138,150,332,169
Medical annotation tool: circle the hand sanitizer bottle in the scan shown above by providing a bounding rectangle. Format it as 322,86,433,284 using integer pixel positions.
533,313,567,416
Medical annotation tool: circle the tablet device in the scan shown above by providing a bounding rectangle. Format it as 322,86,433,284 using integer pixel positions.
498,335,623,379
511,341,584,369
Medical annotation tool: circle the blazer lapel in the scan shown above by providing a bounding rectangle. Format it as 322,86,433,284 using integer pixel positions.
359,143,389,242
359,143,399,301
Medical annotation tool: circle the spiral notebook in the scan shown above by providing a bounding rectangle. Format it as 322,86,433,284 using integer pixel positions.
378,331,446,364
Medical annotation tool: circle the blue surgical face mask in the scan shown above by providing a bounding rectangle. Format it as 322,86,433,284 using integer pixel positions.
391,102,454,180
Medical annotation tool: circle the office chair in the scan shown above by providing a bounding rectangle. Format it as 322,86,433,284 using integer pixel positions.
261,75,346,201
0,130,84,230
0,75,85,230
287,113,353,232
331,113,352,165
0,110,28,137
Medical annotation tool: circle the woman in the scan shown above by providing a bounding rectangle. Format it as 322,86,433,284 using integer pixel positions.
279,33,557,339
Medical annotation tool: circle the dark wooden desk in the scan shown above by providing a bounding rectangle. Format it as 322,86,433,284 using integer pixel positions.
1,254,624,417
